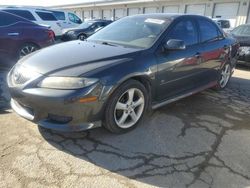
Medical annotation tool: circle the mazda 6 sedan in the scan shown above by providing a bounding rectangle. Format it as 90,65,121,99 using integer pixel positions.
8,14,239,133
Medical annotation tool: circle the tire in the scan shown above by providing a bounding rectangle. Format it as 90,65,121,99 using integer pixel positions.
215,62,232,90
78,34,87,41
104,79,149,134
19,43,38,59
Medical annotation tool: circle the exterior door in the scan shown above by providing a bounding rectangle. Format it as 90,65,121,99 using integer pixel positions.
163,6,179,13
185,4,206,15
213,3,239,27
197,18,229,83
103,9,112,20
156,18,203,101
0,13,20,65
144,7,157,14
115,9,125,20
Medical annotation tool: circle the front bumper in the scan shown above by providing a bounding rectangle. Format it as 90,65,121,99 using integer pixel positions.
8,83,105,132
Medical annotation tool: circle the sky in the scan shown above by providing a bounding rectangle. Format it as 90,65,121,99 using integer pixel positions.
0,0,103,7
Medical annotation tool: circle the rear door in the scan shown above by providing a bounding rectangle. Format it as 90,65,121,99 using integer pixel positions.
197,18,228,83
0,12,22,65
156,18,203,101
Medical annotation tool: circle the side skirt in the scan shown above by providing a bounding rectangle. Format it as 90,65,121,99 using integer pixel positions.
152,81,217,110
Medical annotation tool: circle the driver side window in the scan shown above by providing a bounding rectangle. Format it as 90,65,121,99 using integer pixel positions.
167,19,198,46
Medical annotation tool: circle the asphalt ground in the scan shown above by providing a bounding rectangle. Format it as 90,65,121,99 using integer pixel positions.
0,66,250,188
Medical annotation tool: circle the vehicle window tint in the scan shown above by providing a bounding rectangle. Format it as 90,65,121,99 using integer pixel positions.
198,19,219,42
3,10,36,21
36,11,57,21
68,13,82,24
0,12,19,26
232,25,250,36
52,11,65,20
74,14,82,24
219,20,230,29
168,20,198,46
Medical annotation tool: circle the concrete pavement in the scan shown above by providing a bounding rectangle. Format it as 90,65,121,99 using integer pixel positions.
0,67,250,188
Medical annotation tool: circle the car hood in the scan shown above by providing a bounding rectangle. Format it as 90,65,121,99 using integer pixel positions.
18,40,141,76
232,35,250,46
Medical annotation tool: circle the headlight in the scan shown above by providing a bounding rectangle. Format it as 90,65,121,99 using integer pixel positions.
38,77,98,89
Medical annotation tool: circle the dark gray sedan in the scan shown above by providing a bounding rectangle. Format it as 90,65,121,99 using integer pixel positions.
8,14,239,134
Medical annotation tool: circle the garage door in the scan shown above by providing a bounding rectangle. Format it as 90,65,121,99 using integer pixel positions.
163,6,179,13
83,10,91,20
115,9,125,20
144,7,158,14
128,8,140,16
92,10,100,19
103,9,112,20
213,3,239,27
186,4,206,15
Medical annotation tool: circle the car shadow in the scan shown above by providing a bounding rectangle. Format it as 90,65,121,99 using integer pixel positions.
38,75,250,187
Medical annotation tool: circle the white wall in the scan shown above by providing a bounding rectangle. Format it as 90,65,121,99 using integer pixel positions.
64,0,250,26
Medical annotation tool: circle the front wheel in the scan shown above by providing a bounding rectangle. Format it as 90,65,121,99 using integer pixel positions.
78,34,86,40
104,80,148,134
216,63,232,90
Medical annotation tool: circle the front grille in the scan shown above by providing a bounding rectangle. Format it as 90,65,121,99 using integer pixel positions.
48,114,72,124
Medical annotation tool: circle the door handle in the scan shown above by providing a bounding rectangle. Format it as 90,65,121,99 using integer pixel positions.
8,33,19,36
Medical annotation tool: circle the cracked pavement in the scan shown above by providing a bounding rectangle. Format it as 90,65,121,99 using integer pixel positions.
0,67,250,188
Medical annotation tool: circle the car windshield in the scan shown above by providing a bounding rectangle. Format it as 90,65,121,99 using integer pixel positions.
88,16,171,49
232,25,250,36
77,21,94,29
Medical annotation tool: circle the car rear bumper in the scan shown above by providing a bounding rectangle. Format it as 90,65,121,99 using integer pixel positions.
8,84,105,132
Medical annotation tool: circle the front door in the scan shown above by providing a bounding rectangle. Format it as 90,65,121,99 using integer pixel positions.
156,18,203,101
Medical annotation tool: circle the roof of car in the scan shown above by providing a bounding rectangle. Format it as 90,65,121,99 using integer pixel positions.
2,6,54,13
128,13,210,20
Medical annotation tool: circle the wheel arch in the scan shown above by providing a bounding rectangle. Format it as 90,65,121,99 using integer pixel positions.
100,74,153,121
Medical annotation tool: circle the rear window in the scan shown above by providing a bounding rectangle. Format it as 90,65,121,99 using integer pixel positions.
51,11,65,20
217,20,230,29
36,11,57,21
3,9,36,21
0,12,19,26
198,19,220,42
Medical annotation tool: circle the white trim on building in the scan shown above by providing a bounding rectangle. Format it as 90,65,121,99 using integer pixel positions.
51,0,250,26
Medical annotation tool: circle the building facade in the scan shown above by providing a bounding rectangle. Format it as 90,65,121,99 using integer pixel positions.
52,0,250,27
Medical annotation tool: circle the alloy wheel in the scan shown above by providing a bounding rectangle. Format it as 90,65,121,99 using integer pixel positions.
219,64,231,88
20,45,37,58
78,34,86,40
114,88,145,129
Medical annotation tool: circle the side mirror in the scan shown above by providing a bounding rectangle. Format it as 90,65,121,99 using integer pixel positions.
164,39,186,51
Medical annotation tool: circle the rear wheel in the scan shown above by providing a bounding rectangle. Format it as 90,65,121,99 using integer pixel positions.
104,80,148,134
19,44,38,59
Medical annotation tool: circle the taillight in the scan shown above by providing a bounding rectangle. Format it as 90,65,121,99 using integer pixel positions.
47,30,55,40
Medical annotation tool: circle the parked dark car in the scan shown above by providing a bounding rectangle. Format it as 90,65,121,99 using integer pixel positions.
8,14,238,134
230,24,250,63
0,11,55,68
61,19,112,41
